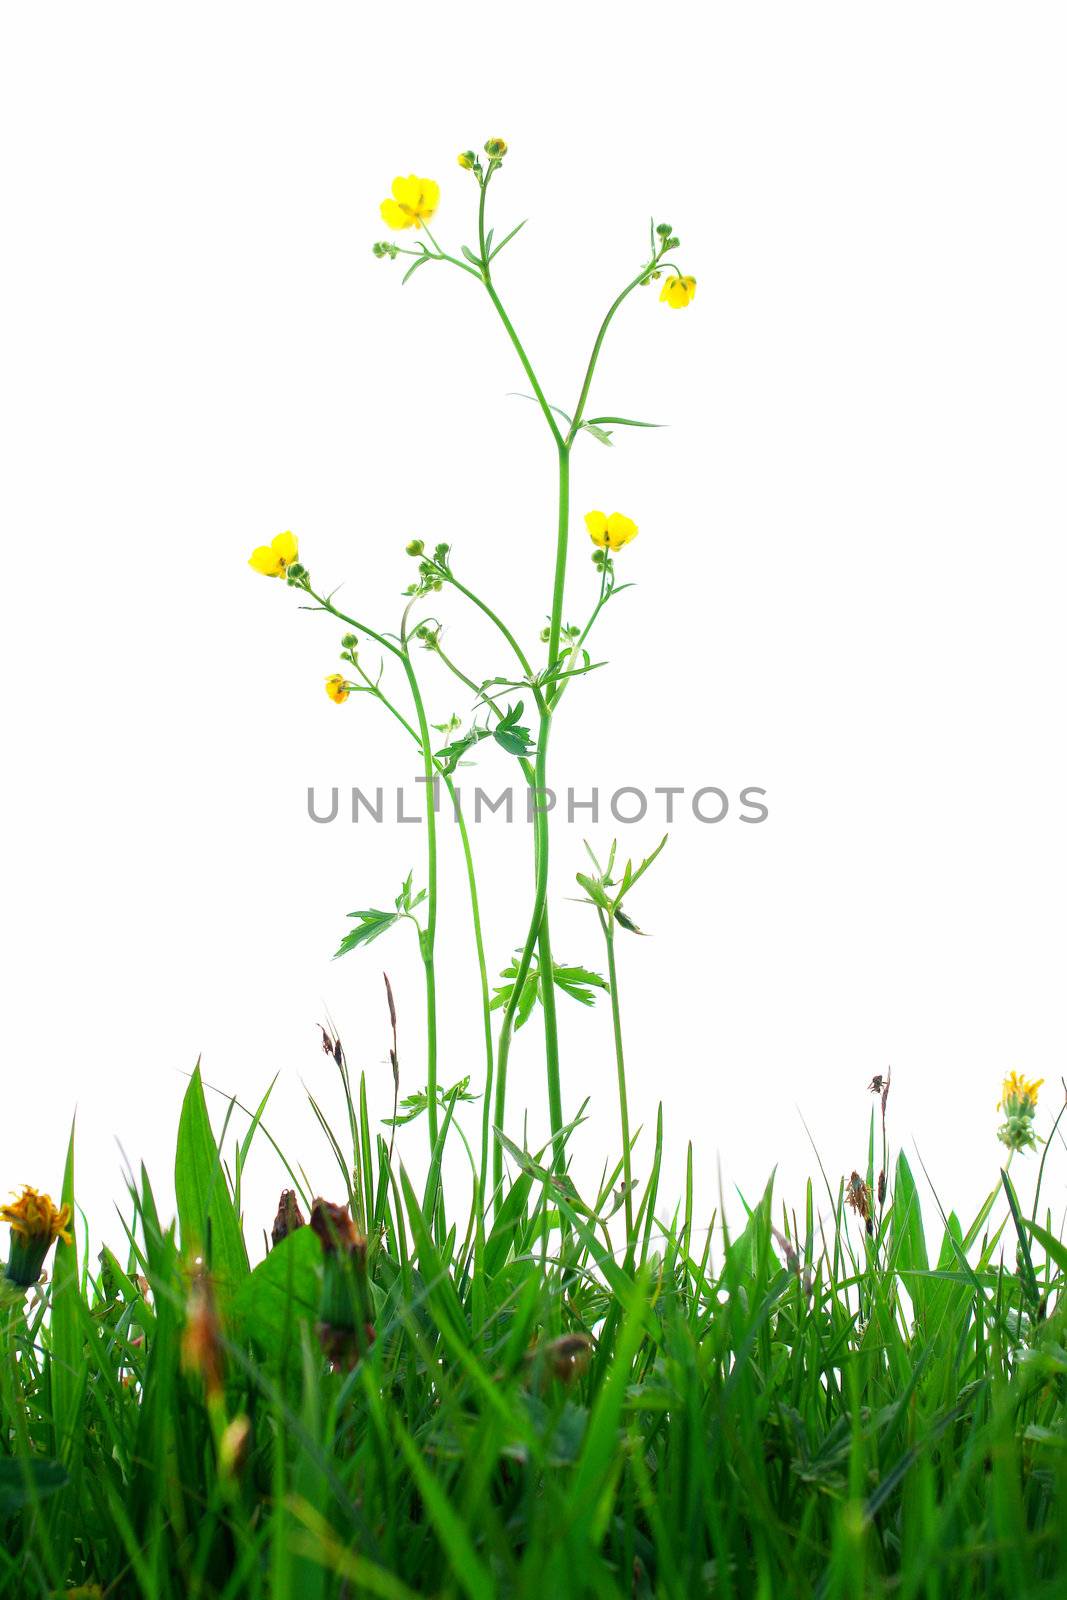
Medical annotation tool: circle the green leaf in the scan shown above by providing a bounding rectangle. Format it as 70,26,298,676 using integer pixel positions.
576,871,613,911
552,965,609,1006
0,1457,68,1515
460,244,484,267
232,1225,321,1358
334,908,401,957
488,218,527,259
1024,1217,1067,1278
401,254,432,286
492,701,534,758
383,1077,478,1127
583,414,664,430
580,422,614,446
49,1117,84,1466
435,725,491,775
174,1063,250,1294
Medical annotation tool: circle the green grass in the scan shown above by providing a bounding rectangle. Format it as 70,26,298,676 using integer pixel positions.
2,1067,1066,1599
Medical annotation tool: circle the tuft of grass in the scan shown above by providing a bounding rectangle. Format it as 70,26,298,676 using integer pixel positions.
2,1069,1066,1600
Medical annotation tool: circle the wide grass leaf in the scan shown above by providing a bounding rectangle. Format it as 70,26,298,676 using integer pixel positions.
174,1062,249,1293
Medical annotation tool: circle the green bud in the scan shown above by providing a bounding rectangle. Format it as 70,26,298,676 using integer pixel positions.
340,632,358,650
655,222,672,238
406,539,425,557
287,562,306,579
484,137,508,160
540,626,551,643
665,236,681,251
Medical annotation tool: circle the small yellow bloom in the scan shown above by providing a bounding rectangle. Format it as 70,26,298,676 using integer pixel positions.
2,1186,72,1288
1,1186,72,1245
249,531,298,578
997,1071,1043,1114
380,176,440,231
585,510,639,553
997,1071,1044,1154
325,674,350,704
659,274,697,310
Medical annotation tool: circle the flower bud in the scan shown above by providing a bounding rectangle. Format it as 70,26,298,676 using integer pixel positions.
271,1188,306,1248
655,222,672,238
484,137,508,160
219,1414,251,1479
406,539,425,557
457,151,477,170
340,632,359,650
286,562,306,579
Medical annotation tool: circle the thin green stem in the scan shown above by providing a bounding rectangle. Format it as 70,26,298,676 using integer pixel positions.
567,253,666,441
398,607,439,1158
352,655,494,1208
601,915,633,1238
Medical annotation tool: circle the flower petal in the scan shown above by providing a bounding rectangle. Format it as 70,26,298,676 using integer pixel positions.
584,510,609,548
380,198,413,230
249,544,284,576
272,530,298,565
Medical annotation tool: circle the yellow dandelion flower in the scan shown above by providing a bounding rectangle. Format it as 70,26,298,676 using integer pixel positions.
325,674,350,704
997,1071,1043,1114
2,1186,72,1288
997,1071,1044,1154
380,176,440,231
249,531,298,578
585,510,639,553
659,274,697,310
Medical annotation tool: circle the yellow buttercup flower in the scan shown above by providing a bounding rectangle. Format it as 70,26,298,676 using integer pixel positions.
585,510,639,553
325,674,350,704
380,176,440,231
659,275,697,310
2,1186,72,1288
249,531,298,578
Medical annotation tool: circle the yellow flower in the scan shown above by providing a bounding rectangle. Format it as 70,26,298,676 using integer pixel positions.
659,274,697,310
249,531,298,578
2,1186,72,1288
997,1071,1044,1154
997,1071,1043,1114
585,510,639,553
380,176,440,231
1,1186,71,1245
325,674,350,704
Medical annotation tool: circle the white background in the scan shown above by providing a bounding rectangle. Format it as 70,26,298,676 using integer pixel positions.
2,3,1065,1259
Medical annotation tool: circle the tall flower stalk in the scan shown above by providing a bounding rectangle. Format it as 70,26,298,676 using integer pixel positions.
252,140,695,1214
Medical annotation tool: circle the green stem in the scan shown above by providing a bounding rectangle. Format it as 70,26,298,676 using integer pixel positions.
353,656,494,1208
491,444,569,1195
601,916,633,1238
567,257,664,442
398,615,439,1158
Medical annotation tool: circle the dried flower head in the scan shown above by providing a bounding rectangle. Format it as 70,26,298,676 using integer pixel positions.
310,1198,375,1368
526,1332,594,1384
271,1189,306,1249
844,1171,873,1237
